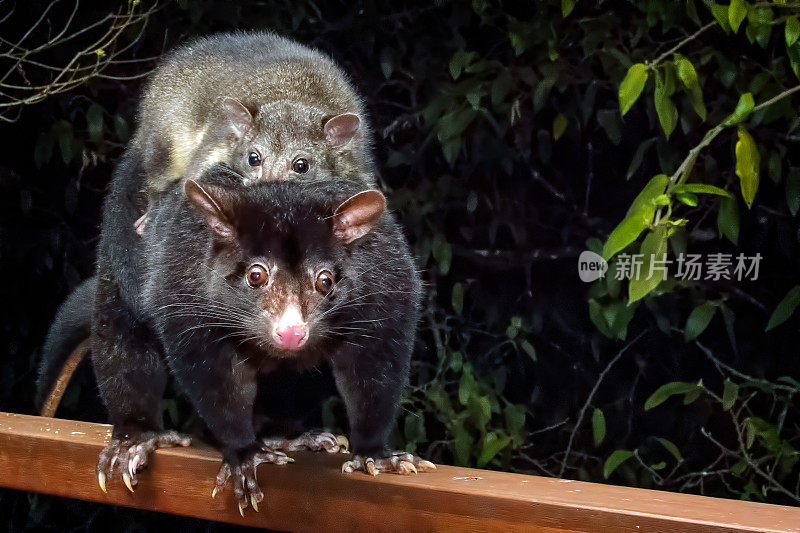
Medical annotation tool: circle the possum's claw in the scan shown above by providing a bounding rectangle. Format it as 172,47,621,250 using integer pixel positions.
342,452,436,476
95,430,190,493
212,446,291,513
260,431,349,454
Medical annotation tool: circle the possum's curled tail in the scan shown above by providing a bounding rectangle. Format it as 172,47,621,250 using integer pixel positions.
35,277,96,416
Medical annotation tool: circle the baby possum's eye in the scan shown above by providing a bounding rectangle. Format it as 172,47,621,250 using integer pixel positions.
291,157,309,174
246,264,269,288
248,152,261,167
315,270,335,294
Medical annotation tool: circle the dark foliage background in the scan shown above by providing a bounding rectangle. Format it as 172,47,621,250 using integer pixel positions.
2,0,800,529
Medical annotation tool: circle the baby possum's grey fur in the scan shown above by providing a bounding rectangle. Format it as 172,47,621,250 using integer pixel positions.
134,31,375,201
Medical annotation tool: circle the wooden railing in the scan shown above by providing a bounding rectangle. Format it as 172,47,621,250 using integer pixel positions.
0,411,798,532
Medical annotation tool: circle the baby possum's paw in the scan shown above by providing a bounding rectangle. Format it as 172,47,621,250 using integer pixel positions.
341,451,436,476
96,430,191,493
134,213,148,235
261,431,349,454
213,446,294,516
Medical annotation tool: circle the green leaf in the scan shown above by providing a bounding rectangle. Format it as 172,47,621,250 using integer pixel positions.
468,395,492,431
717,196,740,244
657,438,683,462
723,92,755,126
626,138,656,180
592,408,606,446
562,0,577,17
438,108,478,141
687,0,701,26
673,183,732,197
603,449,634,478
552,113,568,140
452,282,464,315
478,431,511,467
627,174,669,217
449,49,476,80
789,42,800,81
597,109,622,145
629,226,668,303
458,368,477,406
722,379,739,410
520,339,537,361
602,206,654,260
33,132,55,168
404,413,426,442
492,69,513,106
675,56,698,90
654,70,678,138
380,48,395,79
685,301,717,341
786,169,800,216
113,114,129,140
619,63,649,116
504,404,527,435
675,56,706,121
787,16,800,46
645,381,702,410
589,299,613,338
675,192,699,206
453,424,473,465
54,120,75,165
735,127,760,207
711,3,732,33
765,285,800,331
87,104,104,143
432,233,453,274
683,386,703,404
728,0,748,33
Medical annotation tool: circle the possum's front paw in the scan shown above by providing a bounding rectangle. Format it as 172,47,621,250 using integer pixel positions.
96,430,191,493
341,451,436,476
212,446,294,516
261,431,349,454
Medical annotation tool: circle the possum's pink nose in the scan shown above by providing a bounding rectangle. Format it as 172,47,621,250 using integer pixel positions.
273,325,308,351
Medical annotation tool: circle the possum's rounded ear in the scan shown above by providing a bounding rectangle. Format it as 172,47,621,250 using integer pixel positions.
333,190,386,244
184,180,236,239
220,97,253,138
324,113,360,147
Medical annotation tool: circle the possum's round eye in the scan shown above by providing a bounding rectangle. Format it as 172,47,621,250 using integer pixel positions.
292,158,309,174
246,264,268,288
248,152,261,167
315,270,334,294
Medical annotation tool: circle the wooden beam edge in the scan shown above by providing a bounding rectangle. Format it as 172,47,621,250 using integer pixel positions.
0,412,798,532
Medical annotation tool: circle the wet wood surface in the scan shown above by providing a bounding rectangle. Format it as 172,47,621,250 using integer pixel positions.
0,412,798,532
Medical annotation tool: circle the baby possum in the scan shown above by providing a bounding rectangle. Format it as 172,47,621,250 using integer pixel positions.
91,165,430,512
131,31,374,232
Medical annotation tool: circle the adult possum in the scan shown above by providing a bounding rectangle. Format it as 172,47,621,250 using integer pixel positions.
133,31,373,228
39,165,431,512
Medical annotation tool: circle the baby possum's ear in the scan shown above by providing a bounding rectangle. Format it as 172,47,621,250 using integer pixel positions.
220,97,254,139
333,190,386,244
184,180,236,239
324,113,360,146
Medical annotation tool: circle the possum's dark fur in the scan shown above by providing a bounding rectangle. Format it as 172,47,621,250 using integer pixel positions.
132,167,421,458
38,161,421,501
